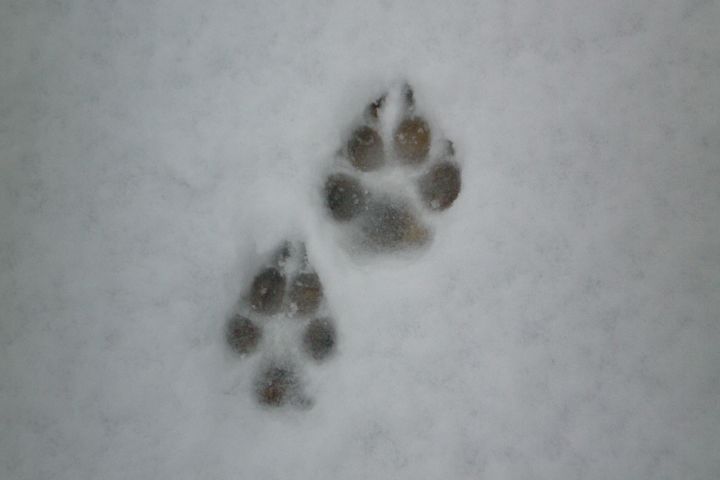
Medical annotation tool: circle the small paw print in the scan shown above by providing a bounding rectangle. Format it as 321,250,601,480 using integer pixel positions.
225,241,337,408
323,83,461,252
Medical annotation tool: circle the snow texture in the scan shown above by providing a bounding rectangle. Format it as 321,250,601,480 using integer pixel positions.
1,1,719,479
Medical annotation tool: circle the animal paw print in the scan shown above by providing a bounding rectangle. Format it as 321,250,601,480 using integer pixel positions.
225,241,337,408
323,83,461,252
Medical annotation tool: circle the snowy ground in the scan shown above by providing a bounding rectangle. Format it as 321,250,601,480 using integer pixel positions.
2,1,719,479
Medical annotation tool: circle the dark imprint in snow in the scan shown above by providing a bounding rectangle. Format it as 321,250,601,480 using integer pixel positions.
323,82,461,253
225,241,338,409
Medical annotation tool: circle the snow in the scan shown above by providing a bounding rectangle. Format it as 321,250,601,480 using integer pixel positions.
1,0,719,478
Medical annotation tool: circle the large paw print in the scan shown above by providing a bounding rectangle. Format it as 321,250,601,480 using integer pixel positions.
323,83,461,252
225,241,337,408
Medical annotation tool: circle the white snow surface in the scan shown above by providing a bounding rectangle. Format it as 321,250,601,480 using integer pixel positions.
2,1,719,479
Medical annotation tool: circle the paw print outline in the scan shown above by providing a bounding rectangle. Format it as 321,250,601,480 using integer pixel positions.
323,82,462,253
225,241,338,408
